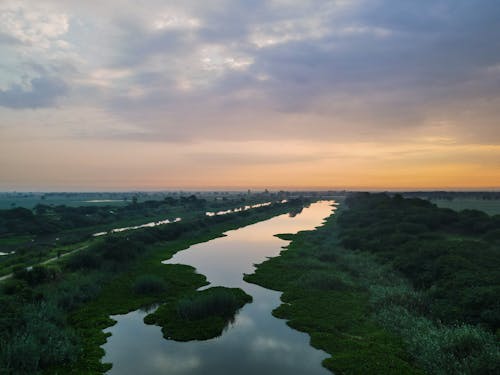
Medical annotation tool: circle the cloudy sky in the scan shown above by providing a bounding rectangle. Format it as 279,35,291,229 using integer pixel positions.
1,0,499,191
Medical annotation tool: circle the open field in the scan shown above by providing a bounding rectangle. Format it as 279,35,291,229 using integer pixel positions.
432,199,500,215
0,196,128,210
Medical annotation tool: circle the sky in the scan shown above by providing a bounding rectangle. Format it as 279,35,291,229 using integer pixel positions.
1,0,499,191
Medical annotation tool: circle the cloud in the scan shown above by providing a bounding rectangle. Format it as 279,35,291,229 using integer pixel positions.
1,0,500,189
0,76,68,108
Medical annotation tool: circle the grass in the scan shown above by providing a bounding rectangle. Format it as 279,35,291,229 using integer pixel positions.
144,286,252,341
0,197,128,210
432,199,500,216
244,215,425,375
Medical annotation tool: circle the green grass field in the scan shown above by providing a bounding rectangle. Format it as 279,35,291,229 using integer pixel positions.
0,197,128,209
432,199,500,215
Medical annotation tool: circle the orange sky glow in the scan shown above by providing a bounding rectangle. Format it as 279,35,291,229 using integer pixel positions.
1,1,499,191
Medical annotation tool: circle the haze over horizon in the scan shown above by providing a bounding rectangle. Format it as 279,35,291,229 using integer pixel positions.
1,0,499,191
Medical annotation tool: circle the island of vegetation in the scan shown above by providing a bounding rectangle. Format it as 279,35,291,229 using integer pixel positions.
144,286,252,341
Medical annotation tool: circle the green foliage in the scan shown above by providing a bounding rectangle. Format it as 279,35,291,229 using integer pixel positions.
13,265,60,286
294,271,350,291
333,193,500,374
65,251,100,270
247,195,500,375
339,193,500,331
0,300,78,374
375,306,500,375
176,287,249,320
39,201,299,374
133,274,168,295
145,287,252,341
245,216,424,375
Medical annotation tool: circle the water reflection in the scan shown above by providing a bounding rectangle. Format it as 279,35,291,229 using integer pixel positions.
102,201,334,375
0,251,15,256
205,200,287,217
93,218,182,237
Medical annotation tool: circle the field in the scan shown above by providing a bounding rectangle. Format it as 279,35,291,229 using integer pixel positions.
0,195,128,209
432,198,500,215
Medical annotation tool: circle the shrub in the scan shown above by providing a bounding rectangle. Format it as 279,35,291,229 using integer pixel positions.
12,265,59,286
370,285,430,315
375,306,500,375
133,275,167,295
176,287,247,320
99,237,142,262
296,272,349,291
65,251,100,270
0,301,78,373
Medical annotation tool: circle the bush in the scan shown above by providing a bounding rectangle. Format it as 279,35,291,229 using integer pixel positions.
296,272,349,291
370,285,430,315
99,237,142,262
12,265,59,286
53,274,102,311
375,306,500,375
176,287,248,320
0,301,78,373
133,275,167,295
65,251,100,270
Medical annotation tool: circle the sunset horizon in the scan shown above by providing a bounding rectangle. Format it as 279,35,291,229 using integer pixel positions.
2,1,500,190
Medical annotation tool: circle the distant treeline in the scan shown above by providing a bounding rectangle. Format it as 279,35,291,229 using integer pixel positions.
338,193,500,331
0,195,207,236
402,191,500,200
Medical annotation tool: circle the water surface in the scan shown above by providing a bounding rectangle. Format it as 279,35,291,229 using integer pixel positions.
102,201,335,374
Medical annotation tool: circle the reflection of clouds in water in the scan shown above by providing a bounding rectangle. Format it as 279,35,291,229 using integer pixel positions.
251,336,293,352
233,314,255,329
248,335,322,369
103,202,334,375
153,353,201,372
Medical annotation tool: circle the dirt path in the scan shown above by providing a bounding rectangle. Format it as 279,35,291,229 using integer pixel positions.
0,244,89,283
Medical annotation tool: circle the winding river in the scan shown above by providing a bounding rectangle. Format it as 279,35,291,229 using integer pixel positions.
102,200,335,374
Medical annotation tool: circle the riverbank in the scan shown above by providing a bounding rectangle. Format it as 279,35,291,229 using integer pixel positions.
246,194,500,375
245,208,424,375
99,200,334,375
40,200,309,375
0,194,287,277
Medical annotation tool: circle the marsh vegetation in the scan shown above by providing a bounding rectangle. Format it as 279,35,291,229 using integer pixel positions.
144,287,252,341
0,196,308,374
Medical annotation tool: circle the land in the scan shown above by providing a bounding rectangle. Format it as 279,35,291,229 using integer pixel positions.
0,191,293,277
402,191,500,216
0,195,311,374
1,191,499,375
247,194,500,375
432,198,500,216
144,286,253,341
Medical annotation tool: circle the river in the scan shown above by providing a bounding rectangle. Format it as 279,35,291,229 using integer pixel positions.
101,200,335,374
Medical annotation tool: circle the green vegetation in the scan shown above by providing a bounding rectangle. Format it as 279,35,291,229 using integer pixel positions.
0,198,307,374
133,274,168,295
144,286,252,341
432,198,500,216
0,192,292,276
335,193,500,374
245,222,424,375
339,193,500,330
246,193,500,375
